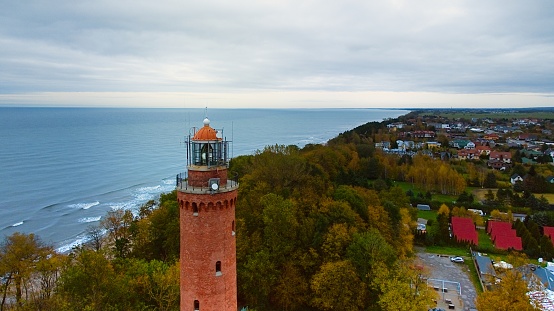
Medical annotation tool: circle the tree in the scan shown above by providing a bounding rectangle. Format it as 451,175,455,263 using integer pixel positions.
346,230,396,283
484,172,497,188
273,262,310,311
0,232,54,307
85,225,104,252
57,248,125,310
261,194,299,263
372,261,437,311
310,260,366,311
321,223,354,262
476,269,539,311
101,209,134,258
142,260,180,311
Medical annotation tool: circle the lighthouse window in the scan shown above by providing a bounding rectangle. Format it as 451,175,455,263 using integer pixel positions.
194,300,199,310
191,142,202,166
232,220,235,236
216,261,222,276
192,203,198,216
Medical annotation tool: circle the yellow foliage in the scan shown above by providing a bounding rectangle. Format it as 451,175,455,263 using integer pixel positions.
438,204,450,216
476,270,539,311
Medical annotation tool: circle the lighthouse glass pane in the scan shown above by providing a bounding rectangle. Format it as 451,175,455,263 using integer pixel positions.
191,142,202,165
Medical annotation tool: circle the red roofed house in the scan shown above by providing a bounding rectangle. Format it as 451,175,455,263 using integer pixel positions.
451,217,478,245
476,145,491,156
544,226,554,246
487,220,522,251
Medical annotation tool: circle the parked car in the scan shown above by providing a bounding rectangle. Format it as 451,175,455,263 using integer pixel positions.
450,256,464,263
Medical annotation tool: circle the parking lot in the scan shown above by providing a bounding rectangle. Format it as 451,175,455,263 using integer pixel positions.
417,251,478,311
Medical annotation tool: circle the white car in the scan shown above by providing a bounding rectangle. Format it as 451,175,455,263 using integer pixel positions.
450,256,464,263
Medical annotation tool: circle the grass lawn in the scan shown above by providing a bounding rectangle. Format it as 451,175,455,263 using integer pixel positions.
417,210,438,222
477,229,494,250
433,193,457,204
465,258,484,293
425,245,471,257
472,188,496,201
472,188,554,204
394,181,458,204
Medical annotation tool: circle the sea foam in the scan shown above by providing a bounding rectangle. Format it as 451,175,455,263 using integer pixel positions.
68,201,100,210
78,216,102,223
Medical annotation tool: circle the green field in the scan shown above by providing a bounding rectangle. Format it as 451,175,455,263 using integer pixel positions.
472,188,554,204
394,181,457,204
417,210,437,222
477,229,494,250
425,245,471,257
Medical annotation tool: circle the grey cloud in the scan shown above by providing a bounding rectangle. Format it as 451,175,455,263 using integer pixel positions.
0,0,553,95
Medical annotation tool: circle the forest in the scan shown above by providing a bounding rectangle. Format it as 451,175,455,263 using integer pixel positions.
5,112,549,310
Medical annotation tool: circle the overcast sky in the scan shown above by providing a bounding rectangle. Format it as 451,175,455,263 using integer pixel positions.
1,0,553,108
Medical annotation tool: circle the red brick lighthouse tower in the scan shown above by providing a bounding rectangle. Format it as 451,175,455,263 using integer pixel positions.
176,117,239,311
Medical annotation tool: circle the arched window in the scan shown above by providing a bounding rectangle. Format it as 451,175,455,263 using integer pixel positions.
216,261,222,276
194,300,200,311
192,203,198,216
232,220,235,236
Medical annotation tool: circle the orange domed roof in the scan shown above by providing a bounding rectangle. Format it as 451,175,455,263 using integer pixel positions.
192,118,221,141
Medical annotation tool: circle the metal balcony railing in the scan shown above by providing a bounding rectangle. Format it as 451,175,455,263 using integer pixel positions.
175,172,239,194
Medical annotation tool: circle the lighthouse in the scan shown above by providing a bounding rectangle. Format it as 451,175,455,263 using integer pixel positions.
176,117,239,311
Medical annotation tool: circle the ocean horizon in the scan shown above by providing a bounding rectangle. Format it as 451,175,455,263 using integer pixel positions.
0,107,409,252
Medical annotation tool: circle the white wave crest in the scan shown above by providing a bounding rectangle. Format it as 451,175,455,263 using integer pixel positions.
137,185,161,192
12,221,23,227
68,201,100,210
56,236,90,253
108,202,135,210
78,216,102,223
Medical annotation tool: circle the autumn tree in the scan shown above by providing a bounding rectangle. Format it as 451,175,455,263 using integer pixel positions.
372,261,437,311
350,230,394,270
310,260,366,311
0,232,55,308
57,248,125,310
476,269,539,311
101,208,134,258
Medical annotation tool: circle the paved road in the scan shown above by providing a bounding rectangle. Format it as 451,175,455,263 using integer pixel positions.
417,251,478,311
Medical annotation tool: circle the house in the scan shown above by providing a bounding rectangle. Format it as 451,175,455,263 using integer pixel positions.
457,149,479,160
522,149,543,159
397,140,416,151
387,122,405,130
476,145,491,156
489,151,512,163
450,139,472,149
375,141,391,150
511,174,523,185
411,130,436,138
426,141,442,149
465,141,476,149
519,133,538,141
484,133,500,141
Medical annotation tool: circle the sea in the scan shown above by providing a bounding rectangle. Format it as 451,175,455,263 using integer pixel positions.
0,107,408,253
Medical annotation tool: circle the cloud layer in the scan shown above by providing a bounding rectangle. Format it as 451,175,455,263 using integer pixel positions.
1,0,553,107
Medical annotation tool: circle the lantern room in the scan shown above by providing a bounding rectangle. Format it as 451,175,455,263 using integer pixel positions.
187,117,230,168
